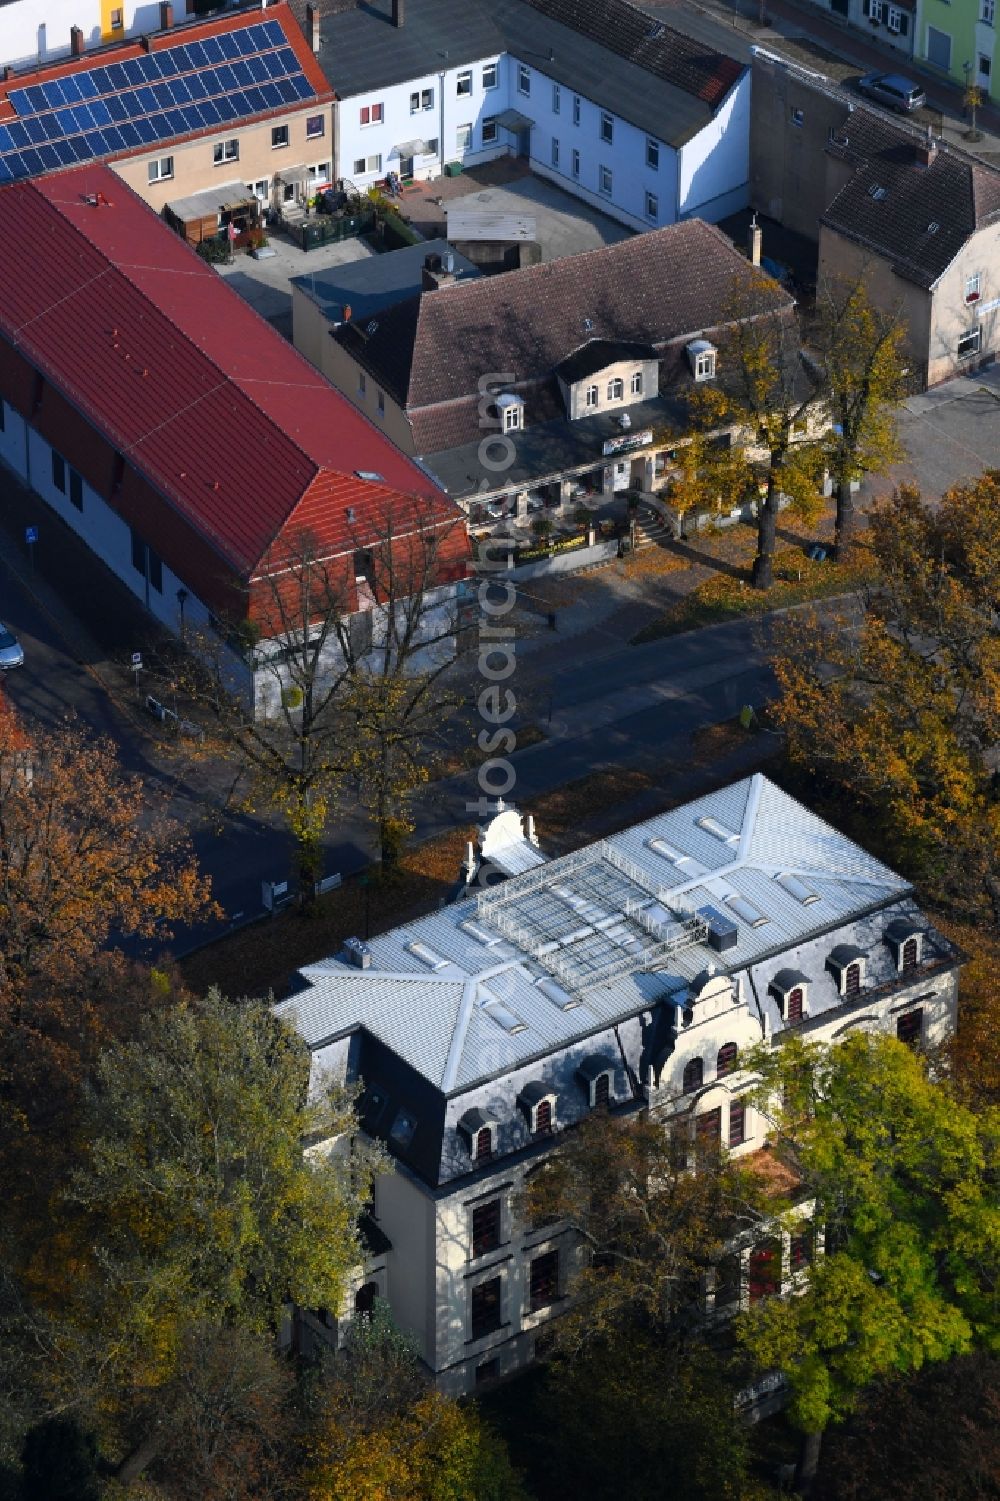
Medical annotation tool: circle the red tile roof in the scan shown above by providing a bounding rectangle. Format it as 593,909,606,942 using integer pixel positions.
0,165,465,580
0,2,331,127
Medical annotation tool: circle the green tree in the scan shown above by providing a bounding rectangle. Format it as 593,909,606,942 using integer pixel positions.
737,1033,999,1490
813,275,908,557
22,991,380,1485
771,475,1000,922
686,270,824,590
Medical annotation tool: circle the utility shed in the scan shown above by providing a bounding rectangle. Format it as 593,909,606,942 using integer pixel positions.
164,182,259,247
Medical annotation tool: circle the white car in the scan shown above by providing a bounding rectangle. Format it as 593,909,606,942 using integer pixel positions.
0,623,24,669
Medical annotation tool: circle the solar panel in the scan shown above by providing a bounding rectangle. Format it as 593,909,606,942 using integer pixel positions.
42,81,65,108
88,68,112,94
291,74,313,101
156,51,179,78
8,121,29,147
26,85,48,112
185,73,208,101
201,36,225,64
90,99,112,126
262,19,285,46
136,53,161,82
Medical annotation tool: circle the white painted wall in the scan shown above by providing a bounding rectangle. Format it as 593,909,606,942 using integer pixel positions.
0,0,166,71
677,71,751,221
336,53,508,188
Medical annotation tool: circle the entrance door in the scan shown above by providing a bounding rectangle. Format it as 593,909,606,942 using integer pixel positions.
399,154,414,179
977,52,992,92
517,126,531,159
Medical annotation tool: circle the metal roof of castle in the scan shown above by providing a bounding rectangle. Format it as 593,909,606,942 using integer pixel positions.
277,774,910,1095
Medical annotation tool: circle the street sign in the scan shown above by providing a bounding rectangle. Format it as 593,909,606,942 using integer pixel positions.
24,526,37,545
131,651,142,668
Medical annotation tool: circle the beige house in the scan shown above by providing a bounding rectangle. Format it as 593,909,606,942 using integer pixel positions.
751,52,1000,388
0,1,333,225
276,776,960,1395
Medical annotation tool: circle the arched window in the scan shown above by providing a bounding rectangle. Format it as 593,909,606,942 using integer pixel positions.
682,1057,704,1094
354,1282,378,1319
534,1098,553,1134
786,987,803,1022
844,962,861,997
717,1042,738,1078
475,1126,493,1162
594,1073,610,1109
901,937,918,971
607,377,624,400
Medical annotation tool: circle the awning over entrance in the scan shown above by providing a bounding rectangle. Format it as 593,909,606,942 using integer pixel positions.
493,108,534,130
392,138,431,158
274,163,310,186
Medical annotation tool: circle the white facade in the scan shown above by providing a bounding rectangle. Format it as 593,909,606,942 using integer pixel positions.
336,50,749,229
0,0,168,71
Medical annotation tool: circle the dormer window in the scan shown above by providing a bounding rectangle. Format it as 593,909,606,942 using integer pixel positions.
607,377,624,401
586,385,599,408
458,1108,499,1161
827,944,867,997
631,370,643,396
497,393,524,433
769,968,810,1022
884,918,924,973
518,1082,557,1135
576,1054,616,1109
687,340,716,382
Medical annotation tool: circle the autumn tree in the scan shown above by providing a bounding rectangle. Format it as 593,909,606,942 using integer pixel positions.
0,713,214,1001
303,1300,526,1501
163,502,469,890
683,270,824,590
14,990,381,1487
521,1106,766,1349
770,474,1000,922
812,275,908,557
736,1033,999,1491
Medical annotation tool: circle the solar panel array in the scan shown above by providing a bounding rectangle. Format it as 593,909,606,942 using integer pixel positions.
0,18,315,183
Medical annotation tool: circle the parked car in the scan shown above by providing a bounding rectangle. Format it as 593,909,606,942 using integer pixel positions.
0,623,23,669
857,72,926,113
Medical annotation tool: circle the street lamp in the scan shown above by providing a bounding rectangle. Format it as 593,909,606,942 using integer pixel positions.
176,587,189,638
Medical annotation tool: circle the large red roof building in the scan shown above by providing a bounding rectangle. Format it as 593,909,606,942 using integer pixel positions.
0,164,469,648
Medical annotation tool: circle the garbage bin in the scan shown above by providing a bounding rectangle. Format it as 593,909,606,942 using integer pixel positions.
444,161,463,177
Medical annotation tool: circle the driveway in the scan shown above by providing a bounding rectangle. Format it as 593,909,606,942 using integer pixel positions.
884,365,1000,500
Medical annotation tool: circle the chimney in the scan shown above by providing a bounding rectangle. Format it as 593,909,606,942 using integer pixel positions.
916,126,937,167
749,212,762,268
159,1,173,27
342,303,352,322
70,25,84,56
140,33,152,52
2,65,13,81
392,0,405,26
422,251,458,291
306,2,320,52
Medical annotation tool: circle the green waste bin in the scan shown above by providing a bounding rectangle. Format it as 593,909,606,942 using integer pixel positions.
444,161,463,177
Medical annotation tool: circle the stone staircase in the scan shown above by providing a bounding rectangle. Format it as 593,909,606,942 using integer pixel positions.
632,505,673,551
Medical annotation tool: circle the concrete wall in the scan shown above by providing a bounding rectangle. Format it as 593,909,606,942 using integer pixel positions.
297,319,417,455
750,56,851,237
677,71,751,222
111,102,333,216
0,0,166,70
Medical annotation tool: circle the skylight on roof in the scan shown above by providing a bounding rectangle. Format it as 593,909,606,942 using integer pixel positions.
927,220,940,234
696,815,740,846
461,920,502,948
482,1000,528,1035
725,894,768,928
868,183,887,200
536,976,582,1011
647,838,709,876
408,941,449,971
774,872,821,906
354,469,385,482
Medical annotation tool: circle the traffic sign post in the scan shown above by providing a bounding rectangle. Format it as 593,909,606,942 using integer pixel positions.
24,525,37,569
131,650,142,692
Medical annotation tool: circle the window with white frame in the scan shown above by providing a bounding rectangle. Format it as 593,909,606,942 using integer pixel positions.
571,147,580,178
353,153,382,174
966,273,982,303
271,125,289,149
585,384,599,408
148,155,173,182
646,139,660,172
308,163,330,183
631,370,643,396
694,348,716,380
500,396,523,432
983,0,995,22
958,326,982,358
306,113,325,139
410,87,433,113
886,5,907,33
518,64,531,95
457,69,472,96
552,83,561,113
482,117,498,145
607,377,624,400
359,103,384,126
213,138,239,164
599,164,612,195
470,1275,502,1340
409,90,420,113
551,136,560,167
645,191,658,222
573,94,581,125
457,123,473,151
600,111,614,143
483,61,498,89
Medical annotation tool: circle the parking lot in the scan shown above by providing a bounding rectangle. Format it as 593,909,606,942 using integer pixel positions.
889,365,1000,500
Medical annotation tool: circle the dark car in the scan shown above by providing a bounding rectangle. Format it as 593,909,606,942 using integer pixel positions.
858,72,926,113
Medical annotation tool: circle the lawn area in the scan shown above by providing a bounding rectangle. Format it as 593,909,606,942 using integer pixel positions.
632,543,874,643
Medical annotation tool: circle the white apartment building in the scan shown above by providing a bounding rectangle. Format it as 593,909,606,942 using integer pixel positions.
277,775,960,1394
315,0,750,231
0,0,185,71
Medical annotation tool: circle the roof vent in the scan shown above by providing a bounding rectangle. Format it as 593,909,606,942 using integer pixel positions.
343,935,372,969
697,903,738,952
867,183,887,200
927,220,940,234
583,316,595,332
647,18,666,38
